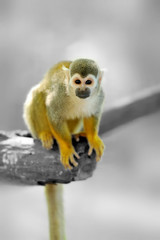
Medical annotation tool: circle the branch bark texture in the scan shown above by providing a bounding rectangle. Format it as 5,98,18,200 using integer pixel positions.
100,85,160,134
0,85,160,185
0,131,96,185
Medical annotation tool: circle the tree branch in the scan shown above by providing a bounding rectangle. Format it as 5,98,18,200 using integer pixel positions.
100,85,160,134
0,131,96,185
0,85,160,185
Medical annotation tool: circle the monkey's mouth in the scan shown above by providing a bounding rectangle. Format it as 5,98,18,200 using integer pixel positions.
75,88,90,99
77,94,90,99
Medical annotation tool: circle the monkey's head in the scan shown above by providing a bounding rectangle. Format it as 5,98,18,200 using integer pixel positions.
64,59,103,99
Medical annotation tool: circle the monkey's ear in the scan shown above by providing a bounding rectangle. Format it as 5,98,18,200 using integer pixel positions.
62,65,70,80
99,68,107,83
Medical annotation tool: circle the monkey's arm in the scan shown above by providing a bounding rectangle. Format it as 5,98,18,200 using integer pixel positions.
47,117,79,169
83,115,104,161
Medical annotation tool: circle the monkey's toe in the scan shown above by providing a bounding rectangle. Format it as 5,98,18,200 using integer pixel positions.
73,132,87,142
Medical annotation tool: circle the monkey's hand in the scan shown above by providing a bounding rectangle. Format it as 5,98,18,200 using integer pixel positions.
60,144,79,170
47,119,80,170
87,134,104,162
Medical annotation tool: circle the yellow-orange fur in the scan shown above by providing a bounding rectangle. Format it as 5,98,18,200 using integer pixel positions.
23,60,104,169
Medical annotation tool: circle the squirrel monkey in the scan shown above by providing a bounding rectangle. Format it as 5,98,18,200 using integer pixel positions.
23,59,104,240
23,59,105,170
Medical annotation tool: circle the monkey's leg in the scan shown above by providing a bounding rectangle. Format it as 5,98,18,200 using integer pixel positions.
45,184,66,240
26,91,54,150
83,116,104,161
47,120,79,169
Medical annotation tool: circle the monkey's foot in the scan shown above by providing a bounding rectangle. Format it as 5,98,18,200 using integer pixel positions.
60,145,79,170
73,132,86,142
87,135,104,162
39,132,54,150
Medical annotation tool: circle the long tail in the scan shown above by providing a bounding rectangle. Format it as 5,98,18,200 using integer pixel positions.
45,184,66,240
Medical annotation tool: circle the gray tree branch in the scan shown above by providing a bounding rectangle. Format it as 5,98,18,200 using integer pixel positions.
0,132,96,185
0,85,160,185
100,85,160,134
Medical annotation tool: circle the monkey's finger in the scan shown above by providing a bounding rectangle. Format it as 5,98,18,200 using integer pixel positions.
70,155,78,167
64,156,73,170
74,151,80,159
96,155,101,162
65,164,72,170
97,148,102,158
64,158,73,170
60,156,70,170
99,144,105,156
88,146,93,156
95,146,104,162
94,148,101,162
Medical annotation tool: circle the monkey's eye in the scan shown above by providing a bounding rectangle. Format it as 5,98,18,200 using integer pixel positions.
85,79,92,85
75,79,81,84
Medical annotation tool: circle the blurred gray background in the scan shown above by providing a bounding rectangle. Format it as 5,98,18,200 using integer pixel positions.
0,0,160,240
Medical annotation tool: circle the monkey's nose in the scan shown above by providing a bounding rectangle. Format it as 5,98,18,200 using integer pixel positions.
75,88,90,99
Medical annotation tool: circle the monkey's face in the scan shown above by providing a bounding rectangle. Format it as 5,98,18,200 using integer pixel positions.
70,74,98,99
